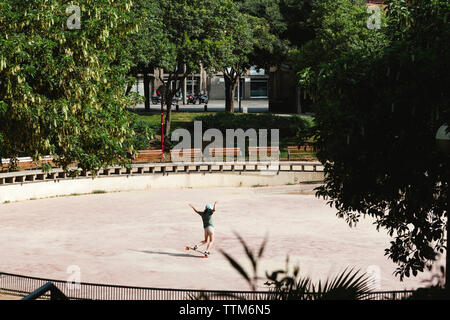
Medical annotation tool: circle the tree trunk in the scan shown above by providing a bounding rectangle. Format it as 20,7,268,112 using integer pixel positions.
231,80,238,113
224,69,241,113
225,76,234,113
144,72,150,110
164,97,172,137
238,78,242,112
183,64,187,105
296,86,302,114
182,78,187,105
125,83,133,96
161,73,187,138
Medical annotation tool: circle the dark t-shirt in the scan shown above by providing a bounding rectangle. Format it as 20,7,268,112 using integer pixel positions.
198,209,214,228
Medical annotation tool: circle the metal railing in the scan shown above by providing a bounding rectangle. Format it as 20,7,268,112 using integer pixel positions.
0,272,414,301
22,282,68,300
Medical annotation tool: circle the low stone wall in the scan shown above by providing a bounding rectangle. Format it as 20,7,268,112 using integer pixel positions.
0,161,324,203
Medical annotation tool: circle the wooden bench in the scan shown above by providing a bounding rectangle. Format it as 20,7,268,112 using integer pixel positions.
287,146,315,160
248,147,280,160
41,155,55,166
133,150,163,163
170,148,203,162
0,159,9,171
2,157,35,170
1,156,55,171
16,157,35,170
208,147,242,160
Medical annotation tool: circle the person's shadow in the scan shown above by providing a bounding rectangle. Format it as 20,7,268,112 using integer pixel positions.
130,249,203,259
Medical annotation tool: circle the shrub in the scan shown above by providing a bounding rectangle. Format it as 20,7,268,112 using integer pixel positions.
195,113,311,142
128,119,156,151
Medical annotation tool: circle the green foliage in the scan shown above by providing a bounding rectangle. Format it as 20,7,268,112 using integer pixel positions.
406,265,447,300
127,92,145,107
221,0,313,112
146,0,241,76
218,10,255,112
125,0,162,70
220,233,267,292
92,190,107,194
0,0,139,173
219,234,373,300
293,0,389,101
237,0,290,68
138,0,246,131
127,118,155,151
195,113,311,141
279,0,315,48
294,0,450,279
265,264,372,300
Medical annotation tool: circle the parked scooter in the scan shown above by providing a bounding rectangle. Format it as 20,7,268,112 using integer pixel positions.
151,91,180,106
151,90,162,104
151,95,161,104
197,93,209,104
187,94,197,104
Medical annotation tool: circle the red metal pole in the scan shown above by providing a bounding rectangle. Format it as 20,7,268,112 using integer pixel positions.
161,94,164,159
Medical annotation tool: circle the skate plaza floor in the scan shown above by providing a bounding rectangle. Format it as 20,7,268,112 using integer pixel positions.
0,185,435,291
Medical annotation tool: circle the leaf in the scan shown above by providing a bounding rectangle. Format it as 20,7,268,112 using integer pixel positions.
219,249,251,286
234,232,257,274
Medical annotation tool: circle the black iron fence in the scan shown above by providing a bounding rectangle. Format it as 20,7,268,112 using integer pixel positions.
22,282,69,300
0,272,414,300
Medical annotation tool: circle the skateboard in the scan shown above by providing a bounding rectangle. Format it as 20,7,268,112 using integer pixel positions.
185,246,209,258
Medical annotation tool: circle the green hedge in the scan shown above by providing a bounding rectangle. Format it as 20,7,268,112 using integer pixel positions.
194,113,313,147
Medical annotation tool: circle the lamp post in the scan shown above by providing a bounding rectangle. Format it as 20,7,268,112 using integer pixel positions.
436,124,450,292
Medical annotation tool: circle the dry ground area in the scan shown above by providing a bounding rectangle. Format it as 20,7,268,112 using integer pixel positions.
0,184,439,296
0,292,23,300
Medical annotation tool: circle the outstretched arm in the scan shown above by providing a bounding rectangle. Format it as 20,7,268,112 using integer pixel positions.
212,201,218,213
189,204,199,214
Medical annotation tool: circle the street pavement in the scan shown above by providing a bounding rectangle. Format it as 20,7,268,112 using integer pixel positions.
133,99,269,113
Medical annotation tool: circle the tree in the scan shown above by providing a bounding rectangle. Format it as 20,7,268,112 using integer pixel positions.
149,0,239,136
295,0,450,280
0,0,140,173
222,0,314,113
218,12,255,113
220,0,290,113
123,0,167,110
291,0,389,100
279,0,315,48
237,0,290,68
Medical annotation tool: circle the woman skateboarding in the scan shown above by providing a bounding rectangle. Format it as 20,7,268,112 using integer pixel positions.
187,202,218,257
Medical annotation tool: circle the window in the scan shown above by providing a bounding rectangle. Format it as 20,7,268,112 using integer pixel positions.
249,66,266,76
250,79,268,98
186,76,200,95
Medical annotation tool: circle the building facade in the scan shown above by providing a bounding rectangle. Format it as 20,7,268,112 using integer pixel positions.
207,67,270,100
134,66,270,104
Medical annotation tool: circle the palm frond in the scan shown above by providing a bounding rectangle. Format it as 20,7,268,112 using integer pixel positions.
312,268,372,300
222,234,374,300
219,249,253,289
234,232,257,275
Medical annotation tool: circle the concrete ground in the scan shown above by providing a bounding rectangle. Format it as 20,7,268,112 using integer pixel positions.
0,184,437,293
